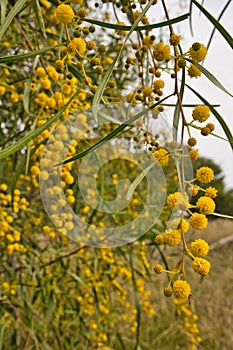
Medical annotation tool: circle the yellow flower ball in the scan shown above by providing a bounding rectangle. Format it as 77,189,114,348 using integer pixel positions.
190,213,208,230
153,42,170,61
196,166,214,184
192,105,210,123
189,43,207,62
0,86,6,95
56,4,74,24
188,64,201,78
196,196,215,213
173,280,191,299
153,148,169,167
190,239,209,258
192,257,210,276
72,38,86,55
163,229,181,246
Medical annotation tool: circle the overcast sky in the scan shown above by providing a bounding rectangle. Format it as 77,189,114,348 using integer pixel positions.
148,0,233,190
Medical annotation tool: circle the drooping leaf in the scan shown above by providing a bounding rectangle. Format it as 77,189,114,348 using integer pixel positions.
83,13,190,32
185,58,233,97
0,0,29,41
0,44,63,64
192,0,233,49
56,93,173,166
173,67,186,140
206,0,232,50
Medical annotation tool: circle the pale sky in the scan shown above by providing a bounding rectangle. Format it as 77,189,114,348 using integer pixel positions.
149,0,233,189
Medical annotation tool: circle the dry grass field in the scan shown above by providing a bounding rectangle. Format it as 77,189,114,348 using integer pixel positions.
142,219,233,350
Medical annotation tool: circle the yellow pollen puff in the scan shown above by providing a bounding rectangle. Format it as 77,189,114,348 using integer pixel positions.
196,196,215,213
172,218,189,233
189,43,207,62
56,4,74,24
153,148,169,167
189,149,199,161
190,213,208,230
190,239,209,258
72,38,86,55
196,166,214,184
153,79,165,89
0,86,6,95
192,105,210,123
169,33,181,46
188,64,201,78
163,229,181,246
205,186,218,198
153,42,170,62
192,258,210,276
173,280,191,299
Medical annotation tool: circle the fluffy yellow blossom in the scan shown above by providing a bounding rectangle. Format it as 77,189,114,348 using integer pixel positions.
155,234,164,244
172,218,189,233
169,33,181,46
192,258,210,276
153,264,163,274
142,86,152,97
189,149,199,161
192,105,210,123
196,196,215,213
190,239,209,258
190,213,208,230
0,86,6,95
188,64,202,78
163,229,181,246
189,43,207,62
188,185,200,197
205,186,218,198
153,148,169,167
56,4,74,24
153,42,170,61
173,280,191,299
153,79,165,89
196,166,214,184
72,38,86,55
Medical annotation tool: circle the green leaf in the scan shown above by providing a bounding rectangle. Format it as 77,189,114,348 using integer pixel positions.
192,0,233,49
173,67,186,140
0,91,79,160
33,0,47,38
0,44,63,64
0,0,7,25
83,13,189,31
92,0,156,121
126,161,155,200
56,93,173,166
186,83,233,151
23,55,39,114
0,0,29,41
185,58,233,97
67,271,94,296
206,0,231,50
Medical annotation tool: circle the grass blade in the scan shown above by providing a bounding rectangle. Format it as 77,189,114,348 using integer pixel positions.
92,0,156,121
0,91,78,160
0,0,29,41
192,0,233,49
185,58,233,97
83,13,189,31
186,83,233,151
56,93,173,166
